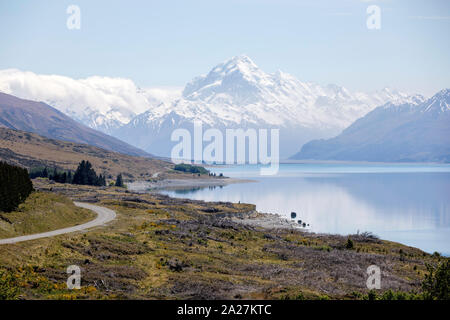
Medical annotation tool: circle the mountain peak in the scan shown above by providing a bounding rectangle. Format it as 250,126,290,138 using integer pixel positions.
228,54,255,65
182,55,270,101
211,54,262,78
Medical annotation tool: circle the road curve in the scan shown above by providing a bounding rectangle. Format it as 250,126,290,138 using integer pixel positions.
0,202,116,245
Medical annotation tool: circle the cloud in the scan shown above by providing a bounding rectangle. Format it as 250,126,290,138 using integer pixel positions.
0,69,181,130
143,86,183,106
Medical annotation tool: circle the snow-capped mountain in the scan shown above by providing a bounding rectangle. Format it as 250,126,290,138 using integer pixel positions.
292,89,450,162
113,55,424,157
0,56,424,157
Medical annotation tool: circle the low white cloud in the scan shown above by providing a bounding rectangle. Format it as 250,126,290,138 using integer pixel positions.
143,86,183,106
0,69,181,131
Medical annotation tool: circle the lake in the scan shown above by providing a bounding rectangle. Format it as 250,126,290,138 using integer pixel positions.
161,163,450,255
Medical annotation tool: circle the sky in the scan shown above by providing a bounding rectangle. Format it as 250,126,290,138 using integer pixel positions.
0,0,449,96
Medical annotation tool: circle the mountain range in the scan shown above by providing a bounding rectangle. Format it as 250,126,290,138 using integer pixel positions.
0,92,150,157
292,89,450,162
0,56,423,158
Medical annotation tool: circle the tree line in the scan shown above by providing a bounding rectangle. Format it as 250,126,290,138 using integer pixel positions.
30,160,124,187
1,160,125,213
30,167,74,183
71,160,106,186
0,161,34,212
174,163,209,174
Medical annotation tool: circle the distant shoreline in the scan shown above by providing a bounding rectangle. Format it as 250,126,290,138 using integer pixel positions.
205,160,450,167
127,177,254,192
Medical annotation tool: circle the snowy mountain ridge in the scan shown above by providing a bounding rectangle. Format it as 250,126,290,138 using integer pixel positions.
292,88,450,162
132,55,423,130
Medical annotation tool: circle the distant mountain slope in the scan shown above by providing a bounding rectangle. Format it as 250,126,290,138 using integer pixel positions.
0,127,170,180
0,92,150,157
292,89,450,162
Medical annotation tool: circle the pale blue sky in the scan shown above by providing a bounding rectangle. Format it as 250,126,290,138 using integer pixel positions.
0,0,448,96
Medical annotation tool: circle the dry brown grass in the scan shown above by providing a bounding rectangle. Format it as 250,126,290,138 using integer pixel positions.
0,192,95,238
0,182,443,300
0,127,172,180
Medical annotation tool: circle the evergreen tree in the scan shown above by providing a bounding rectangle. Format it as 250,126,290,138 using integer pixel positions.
115,174,124,187
422,260,450,300
51,168,59,182
29,166,73,184
61,172,67,184
98,174,106,186
0,162,33,212
72,160,102,186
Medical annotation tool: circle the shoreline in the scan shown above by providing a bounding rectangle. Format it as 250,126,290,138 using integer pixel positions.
129,177,311,231
128,176,444,256
125,182,441,256
127,177,255,192
230,210,310,231
31,177,442,255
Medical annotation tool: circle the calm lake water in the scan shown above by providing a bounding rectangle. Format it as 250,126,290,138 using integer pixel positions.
161,163,450,255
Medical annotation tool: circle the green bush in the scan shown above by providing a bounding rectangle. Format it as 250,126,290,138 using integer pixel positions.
174,163,209,174
422,260,450,300
0,269,20,300
379,289,421,300
345,238,354,249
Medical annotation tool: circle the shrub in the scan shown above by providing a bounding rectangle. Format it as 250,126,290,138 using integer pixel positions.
422,260,450,300
295,292,305,300
174,164,209,174
367,290,377,300
345,238,354,249
0,269,20,300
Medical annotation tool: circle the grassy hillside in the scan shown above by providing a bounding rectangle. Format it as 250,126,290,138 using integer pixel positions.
0,127,172,181
0,192,95,238
0,181,445,300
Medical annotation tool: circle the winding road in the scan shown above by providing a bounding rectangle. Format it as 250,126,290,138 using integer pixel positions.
0,202,116,245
